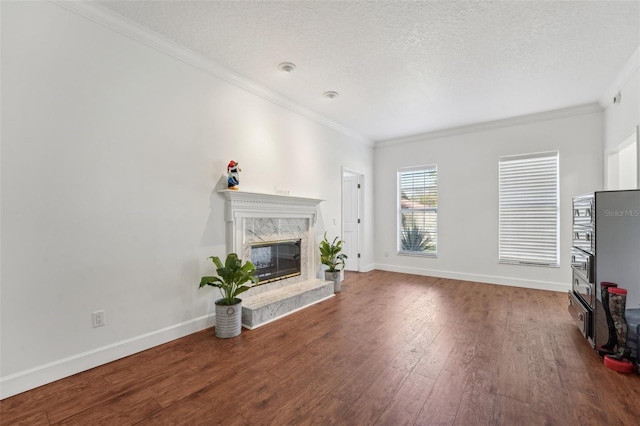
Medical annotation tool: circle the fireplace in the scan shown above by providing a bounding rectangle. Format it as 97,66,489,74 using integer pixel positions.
220,190,323,290
219,190,332,329
251,239,302,284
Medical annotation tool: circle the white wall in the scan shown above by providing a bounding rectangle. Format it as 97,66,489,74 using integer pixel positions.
0,1,373,397
374,108,603,292
604,68,639,153
603,50,639,189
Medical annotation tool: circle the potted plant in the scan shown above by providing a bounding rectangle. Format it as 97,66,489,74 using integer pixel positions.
319,232,348,293
199,253,259,338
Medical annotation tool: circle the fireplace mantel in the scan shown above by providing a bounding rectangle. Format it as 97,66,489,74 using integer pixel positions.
219,190,323,223
219,189,323,264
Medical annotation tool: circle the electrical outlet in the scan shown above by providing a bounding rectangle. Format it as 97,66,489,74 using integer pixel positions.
92,310,105,328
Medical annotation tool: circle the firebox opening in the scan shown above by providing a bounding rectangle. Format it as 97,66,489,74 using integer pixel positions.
251,239,302,284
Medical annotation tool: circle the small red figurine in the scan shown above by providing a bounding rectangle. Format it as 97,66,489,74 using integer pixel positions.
227,160,241,190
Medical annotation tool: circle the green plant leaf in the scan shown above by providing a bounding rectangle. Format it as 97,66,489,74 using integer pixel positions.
198,253,260,304
199,276,223,288
319,232,347,272
210,256,224,269
234,285,252,297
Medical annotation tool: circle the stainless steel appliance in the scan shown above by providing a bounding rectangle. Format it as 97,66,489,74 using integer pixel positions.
569,190,640,353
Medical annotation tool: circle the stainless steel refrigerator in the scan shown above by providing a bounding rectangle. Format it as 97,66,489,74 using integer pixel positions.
569,189,640,356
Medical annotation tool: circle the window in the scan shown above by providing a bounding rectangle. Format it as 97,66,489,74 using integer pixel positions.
499,151,559,266
398,165,437,256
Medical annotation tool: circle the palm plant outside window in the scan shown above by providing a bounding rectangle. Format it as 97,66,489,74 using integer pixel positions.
398,165,437,255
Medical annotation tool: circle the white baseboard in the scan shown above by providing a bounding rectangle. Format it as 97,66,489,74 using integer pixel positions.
0,265,567,399
359,263,376,273
374,263,570,293
0,314,214,400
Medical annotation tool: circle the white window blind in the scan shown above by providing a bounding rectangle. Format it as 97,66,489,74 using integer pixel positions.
499,151,559,266
398,165,437,255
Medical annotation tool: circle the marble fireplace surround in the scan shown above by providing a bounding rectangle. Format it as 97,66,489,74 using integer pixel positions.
220,190,334,328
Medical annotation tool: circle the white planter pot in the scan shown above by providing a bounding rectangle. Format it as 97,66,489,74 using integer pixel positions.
325,271,342,293
215,298,242,338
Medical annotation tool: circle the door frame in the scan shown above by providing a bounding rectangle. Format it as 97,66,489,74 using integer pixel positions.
342,167,364,272
605,125,639,190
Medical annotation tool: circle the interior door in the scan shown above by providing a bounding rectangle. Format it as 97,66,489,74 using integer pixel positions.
343,172,360,271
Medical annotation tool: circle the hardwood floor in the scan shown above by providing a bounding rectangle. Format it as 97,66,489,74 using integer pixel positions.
2,270,640,425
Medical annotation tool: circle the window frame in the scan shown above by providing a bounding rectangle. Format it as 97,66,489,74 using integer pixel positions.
397,165,438,257
498,151,560,267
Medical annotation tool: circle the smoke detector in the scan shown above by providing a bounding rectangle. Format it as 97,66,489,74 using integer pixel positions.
323,91,339,99
278,62,296,73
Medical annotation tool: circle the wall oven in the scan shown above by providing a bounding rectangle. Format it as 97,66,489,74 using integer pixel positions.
569,193,595,345
571,247,594,308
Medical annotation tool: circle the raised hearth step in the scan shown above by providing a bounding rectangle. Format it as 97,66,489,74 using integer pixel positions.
241,279,334,329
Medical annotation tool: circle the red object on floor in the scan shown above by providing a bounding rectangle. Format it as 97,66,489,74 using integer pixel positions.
609,287,628,295
604,356,634,373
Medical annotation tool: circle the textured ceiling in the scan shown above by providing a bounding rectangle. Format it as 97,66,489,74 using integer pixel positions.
96,0,639,142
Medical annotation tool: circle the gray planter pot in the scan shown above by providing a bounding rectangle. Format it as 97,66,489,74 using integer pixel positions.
325,270,342,293
214,298,242,338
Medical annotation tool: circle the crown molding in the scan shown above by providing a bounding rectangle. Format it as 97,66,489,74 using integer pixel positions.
599,46,640,109
51,0,373,147
375,102,603,148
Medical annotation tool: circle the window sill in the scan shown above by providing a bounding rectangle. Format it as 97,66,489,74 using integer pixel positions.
499,260,559,268
397,251,437,258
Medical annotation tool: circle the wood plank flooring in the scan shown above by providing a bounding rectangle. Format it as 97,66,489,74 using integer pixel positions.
2,270,640,425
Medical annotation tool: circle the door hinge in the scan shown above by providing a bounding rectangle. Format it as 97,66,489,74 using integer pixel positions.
357,218,361,224
357,253,361,258
357,184,361,189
